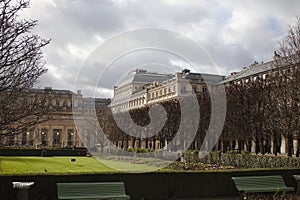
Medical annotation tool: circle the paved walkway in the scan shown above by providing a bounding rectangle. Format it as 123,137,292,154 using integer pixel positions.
176,197,239,200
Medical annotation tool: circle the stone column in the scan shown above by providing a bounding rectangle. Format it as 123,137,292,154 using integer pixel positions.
293,138,298,155
251,140,256,153
49,128,53,147
281,135,286,154
270,135,274,154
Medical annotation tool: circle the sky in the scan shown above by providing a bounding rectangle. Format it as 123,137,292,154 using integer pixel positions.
20,0,300,98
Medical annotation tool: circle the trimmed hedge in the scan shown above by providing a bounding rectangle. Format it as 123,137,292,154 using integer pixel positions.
183,150,300,169
0,148,87,156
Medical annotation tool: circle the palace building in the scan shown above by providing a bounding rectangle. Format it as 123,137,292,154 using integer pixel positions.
110,69,225,113
0,87,110,148
1,53,298,155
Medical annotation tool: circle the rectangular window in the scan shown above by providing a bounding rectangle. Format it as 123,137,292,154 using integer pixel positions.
53,129,61,147
41,128,48,146
67,129,74,147
263,74,267,80
192,86,197,92
56,99,60,107
181,86,186,93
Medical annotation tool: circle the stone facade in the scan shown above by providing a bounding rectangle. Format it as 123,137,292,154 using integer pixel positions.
1,87,110,148
110,69,224,112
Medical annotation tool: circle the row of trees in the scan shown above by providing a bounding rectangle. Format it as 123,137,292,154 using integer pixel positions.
96,18,300,157
96,59,299,157
222,61,299,156
220,18,300,157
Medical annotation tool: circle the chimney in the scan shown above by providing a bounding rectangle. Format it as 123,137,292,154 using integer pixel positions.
182,69,190,74
77,90,81,95
273,51,281,60
44,87,52,90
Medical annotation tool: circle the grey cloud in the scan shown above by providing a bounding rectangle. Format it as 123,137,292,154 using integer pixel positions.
24,0,300,97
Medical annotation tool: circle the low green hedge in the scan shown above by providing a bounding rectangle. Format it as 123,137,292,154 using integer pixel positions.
183,150,300,169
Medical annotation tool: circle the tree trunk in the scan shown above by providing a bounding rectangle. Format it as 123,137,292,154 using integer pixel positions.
132,137,136,148
152,138,156,149
145,138,149,149
287,134,293,157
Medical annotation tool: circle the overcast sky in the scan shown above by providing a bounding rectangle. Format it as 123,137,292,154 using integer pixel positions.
21,0,300,97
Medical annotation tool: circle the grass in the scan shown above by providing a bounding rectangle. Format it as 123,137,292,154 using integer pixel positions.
0,156,161,175
98,158,159,172
0,156,115,174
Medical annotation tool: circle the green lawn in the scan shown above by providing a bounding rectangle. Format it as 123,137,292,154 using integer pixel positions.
0,156,159,175
98,158,159,172
0,156,115,174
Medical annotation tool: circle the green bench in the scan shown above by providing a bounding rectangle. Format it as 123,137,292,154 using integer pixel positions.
57,182,130,199
232,175,295,198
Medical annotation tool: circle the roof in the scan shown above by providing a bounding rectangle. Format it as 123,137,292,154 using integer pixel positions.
26,88,75,95
222,58,290,83
117,69,174,88
83,98,111,107
182,73,225,83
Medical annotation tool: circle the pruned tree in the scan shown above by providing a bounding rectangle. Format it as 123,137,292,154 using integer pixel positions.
0,0,50,142
276,16,300,157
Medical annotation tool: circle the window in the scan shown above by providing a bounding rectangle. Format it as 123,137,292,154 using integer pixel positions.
56,99,60,107
181,86,186,93
41,128,48,146
262,74,267,80
63,100,68,107
53,129,61,146
67,129,74,146
202,87,207,92
192,86,197,92
8,130,15,146
23,98,28,105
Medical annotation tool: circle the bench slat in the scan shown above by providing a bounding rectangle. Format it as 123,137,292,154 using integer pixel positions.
57,182,130,200
231,175,295,194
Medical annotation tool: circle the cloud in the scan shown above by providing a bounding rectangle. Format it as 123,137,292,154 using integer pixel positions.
19,0,300,97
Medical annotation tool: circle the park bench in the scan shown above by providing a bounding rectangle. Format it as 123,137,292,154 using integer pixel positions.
57,182,130,199
232,175,295,198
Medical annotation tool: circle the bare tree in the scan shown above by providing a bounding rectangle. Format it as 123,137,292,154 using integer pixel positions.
276,16,300,157
0,0,50,141
279,16,300,62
